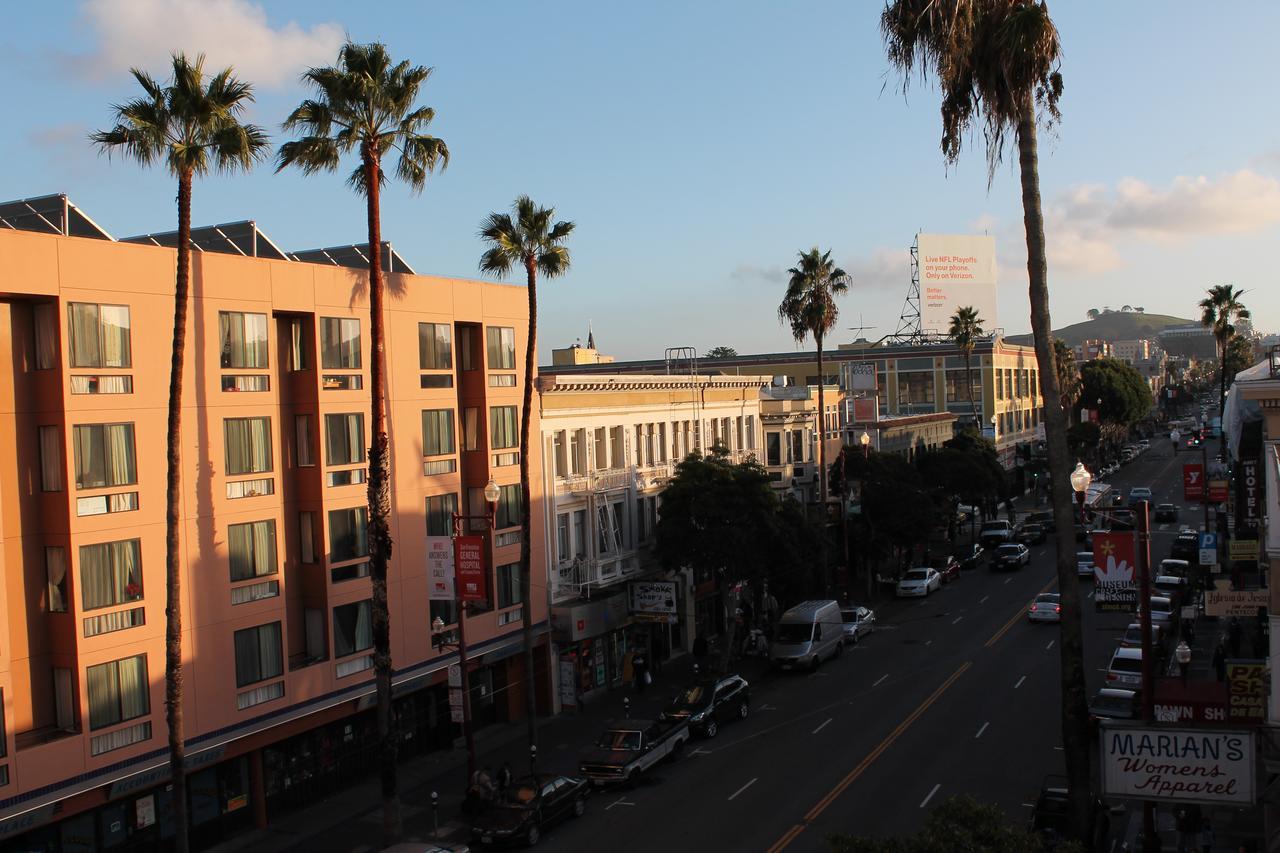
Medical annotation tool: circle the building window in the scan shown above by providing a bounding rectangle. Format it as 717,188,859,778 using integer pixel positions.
287,317,310,371
333,600,373,658
573,509,587,558
610,426,626,468
486,326,515,370
496,484,522,530
229,520,277,581
72,423,136,489
422,409,455,457
234,622,283,687
87,654,149,730
459,326,477,371
488,374,516,387
897,371,934,405
418,323,452,370
295,415,315,467
67,303,132,368
320,317,362,370
324,413,365,466
299,512,316,564
219,311,269,369
225,417,272,476
46,546,68,612
490,406,518,451
496,563,522,609
430,600,458,628
556,513,570,562
80,539,142,611
766,433,782,466
39,425,62,492
34,303,57,370
426,493,457,537
329,507,369,563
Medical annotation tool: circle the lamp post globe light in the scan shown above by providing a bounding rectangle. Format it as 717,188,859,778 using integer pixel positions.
1070,462,1092,524
859,430,871,458
483,477,501,505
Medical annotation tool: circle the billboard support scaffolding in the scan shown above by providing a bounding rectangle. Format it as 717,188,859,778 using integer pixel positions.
892,235,923,342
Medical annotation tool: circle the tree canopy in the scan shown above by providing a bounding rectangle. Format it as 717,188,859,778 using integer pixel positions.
705,346,738,359
1223,333,1254,383
1079,358,1151,426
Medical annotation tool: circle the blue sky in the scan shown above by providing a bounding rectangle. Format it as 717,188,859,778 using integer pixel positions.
3,1,1278,360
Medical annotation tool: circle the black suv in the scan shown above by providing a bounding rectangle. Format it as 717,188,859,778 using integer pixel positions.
1171,532,1199,563
660,674,750,738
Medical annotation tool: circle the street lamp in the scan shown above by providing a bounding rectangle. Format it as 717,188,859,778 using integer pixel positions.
1069,462,1092,524
530,743,538,778
434,477,502,781
859,430,871,458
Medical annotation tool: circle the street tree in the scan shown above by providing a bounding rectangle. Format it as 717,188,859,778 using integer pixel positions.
1066,421,1101,464
1054,338,1081,412
842,448,939,572
948,306,985,425
705,346,738,359
1079,358,1151,426
93,54,269,852
478,197,575,748
881,1,1092,841
828,795,1080,853
1199,284,1250,424
277,41,449,843
778,247,851,511
1222,332,1254,385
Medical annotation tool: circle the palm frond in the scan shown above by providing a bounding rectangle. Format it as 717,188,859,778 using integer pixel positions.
478,197,574,281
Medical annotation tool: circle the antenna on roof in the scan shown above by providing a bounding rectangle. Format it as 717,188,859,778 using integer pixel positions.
847,314,876,339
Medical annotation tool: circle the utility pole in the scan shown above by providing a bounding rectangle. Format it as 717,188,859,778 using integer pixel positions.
1136,501,1157,853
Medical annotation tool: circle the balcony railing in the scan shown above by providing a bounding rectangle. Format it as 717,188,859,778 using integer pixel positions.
551,553,642,601
1269,344,1280,378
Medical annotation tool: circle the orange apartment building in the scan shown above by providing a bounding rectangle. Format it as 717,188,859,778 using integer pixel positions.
0,196,549,850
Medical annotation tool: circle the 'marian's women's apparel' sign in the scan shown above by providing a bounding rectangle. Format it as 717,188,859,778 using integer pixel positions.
1100,726,1255,805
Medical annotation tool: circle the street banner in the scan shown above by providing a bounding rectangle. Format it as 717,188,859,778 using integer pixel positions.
1182,464,1204,502
1226,661,1266,724
1093,532,1137,611
1099,725,1256,805
427,537,455,602
454,535,487,602
628,580,677,615
1207,458,1229,503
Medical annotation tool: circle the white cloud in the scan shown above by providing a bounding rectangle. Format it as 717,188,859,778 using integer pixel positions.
76,0,344,89
844,246,910,291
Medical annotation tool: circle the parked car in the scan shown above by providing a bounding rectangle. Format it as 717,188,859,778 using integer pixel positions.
1076,551,1096,579
1120,621,1165,651
1017,523,1047,546
471,775,589,847
1171,533,1199,563
1154,503,1177,523
1027,592,1061,623
772,600,844,670
1025,510,1055,528
1135,595,1177,625
1160,558,1192,578
660,674,749,738
839,606,876,644
1028,776,1112,851
1088,688,1140,736
578,719,690,787
897,567,942,597
1153,575,1188,608
1106,646,1144,689
933,555,961,583
1128,487,1153,507
958,542,985,570
990,543,1030,571
979,520,1014,549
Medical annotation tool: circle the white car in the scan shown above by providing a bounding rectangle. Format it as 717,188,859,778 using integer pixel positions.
896,568,941,598
1028,593,1061,623
839,606,876,643
1076,551,1096,578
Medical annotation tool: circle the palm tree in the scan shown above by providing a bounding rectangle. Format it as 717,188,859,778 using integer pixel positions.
882,2,1093,843
92,54,268,853
1054,338,1081,412
947,306,985,426
1199,284,1250,426
277,42,448,844
478,196,574,749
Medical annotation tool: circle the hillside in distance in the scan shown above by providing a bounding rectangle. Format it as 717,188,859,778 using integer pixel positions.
1003,311,1195,347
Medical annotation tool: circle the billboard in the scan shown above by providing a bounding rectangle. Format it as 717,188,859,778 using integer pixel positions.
847,362,877,392
918,233,999,333
1093,532,1137,611
1100,726,1255,805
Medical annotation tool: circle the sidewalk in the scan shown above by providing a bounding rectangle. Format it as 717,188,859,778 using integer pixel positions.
210,650,766,853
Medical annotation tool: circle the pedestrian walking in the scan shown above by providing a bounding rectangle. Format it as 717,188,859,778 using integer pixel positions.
1212,641,1226,682
632,650,648,693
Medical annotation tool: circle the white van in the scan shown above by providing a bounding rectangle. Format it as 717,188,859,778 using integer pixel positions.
771,600,843,672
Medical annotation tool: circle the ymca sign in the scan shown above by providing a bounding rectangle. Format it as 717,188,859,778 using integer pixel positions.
1182,463,1204,502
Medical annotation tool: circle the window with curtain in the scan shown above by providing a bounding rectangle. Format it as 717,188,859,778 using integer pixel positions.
486,326,515,369
422,409,455,457
34,303,57,370
229,520,277,581
219,311,269,369
333,600,373,658
46,547,68,612
224,417,273,475
463,408,479,452
610,426,626,468
287,317,310,371
328,507,368,562
299,512,316,564
426,493,457,537
496,563,522,608
324,413,365,466
87,654,149,730
67,303,132,368
320,317,362,369
234,622,283,687
573,509,587,558
496,484,522,530
72,423,136,489
556,514,570,562
490,406,518,450
766,433,782,466
295,415,315,467
418,323,452,370
39,425,62,491
458,326,477,371
80,539,142,611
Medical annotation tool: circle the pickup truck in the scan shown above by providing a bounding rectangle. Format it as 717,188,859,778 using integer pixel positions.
577,718,690,787
979,520,1013,549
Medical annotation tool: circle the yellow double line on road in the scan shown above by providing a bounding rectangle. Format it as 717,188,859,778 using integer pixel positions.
765,660,972,853
984,574,1059,648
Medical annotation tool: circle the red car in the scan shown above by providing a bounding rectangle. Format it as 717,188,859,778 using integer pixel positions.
932,555,961,583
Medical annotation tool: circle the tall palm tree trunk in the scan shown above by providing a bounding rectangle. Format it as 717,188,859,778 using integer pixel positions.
363,147,400,844
165,168,193,853
1018,105,1092,846
518,258,539,746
